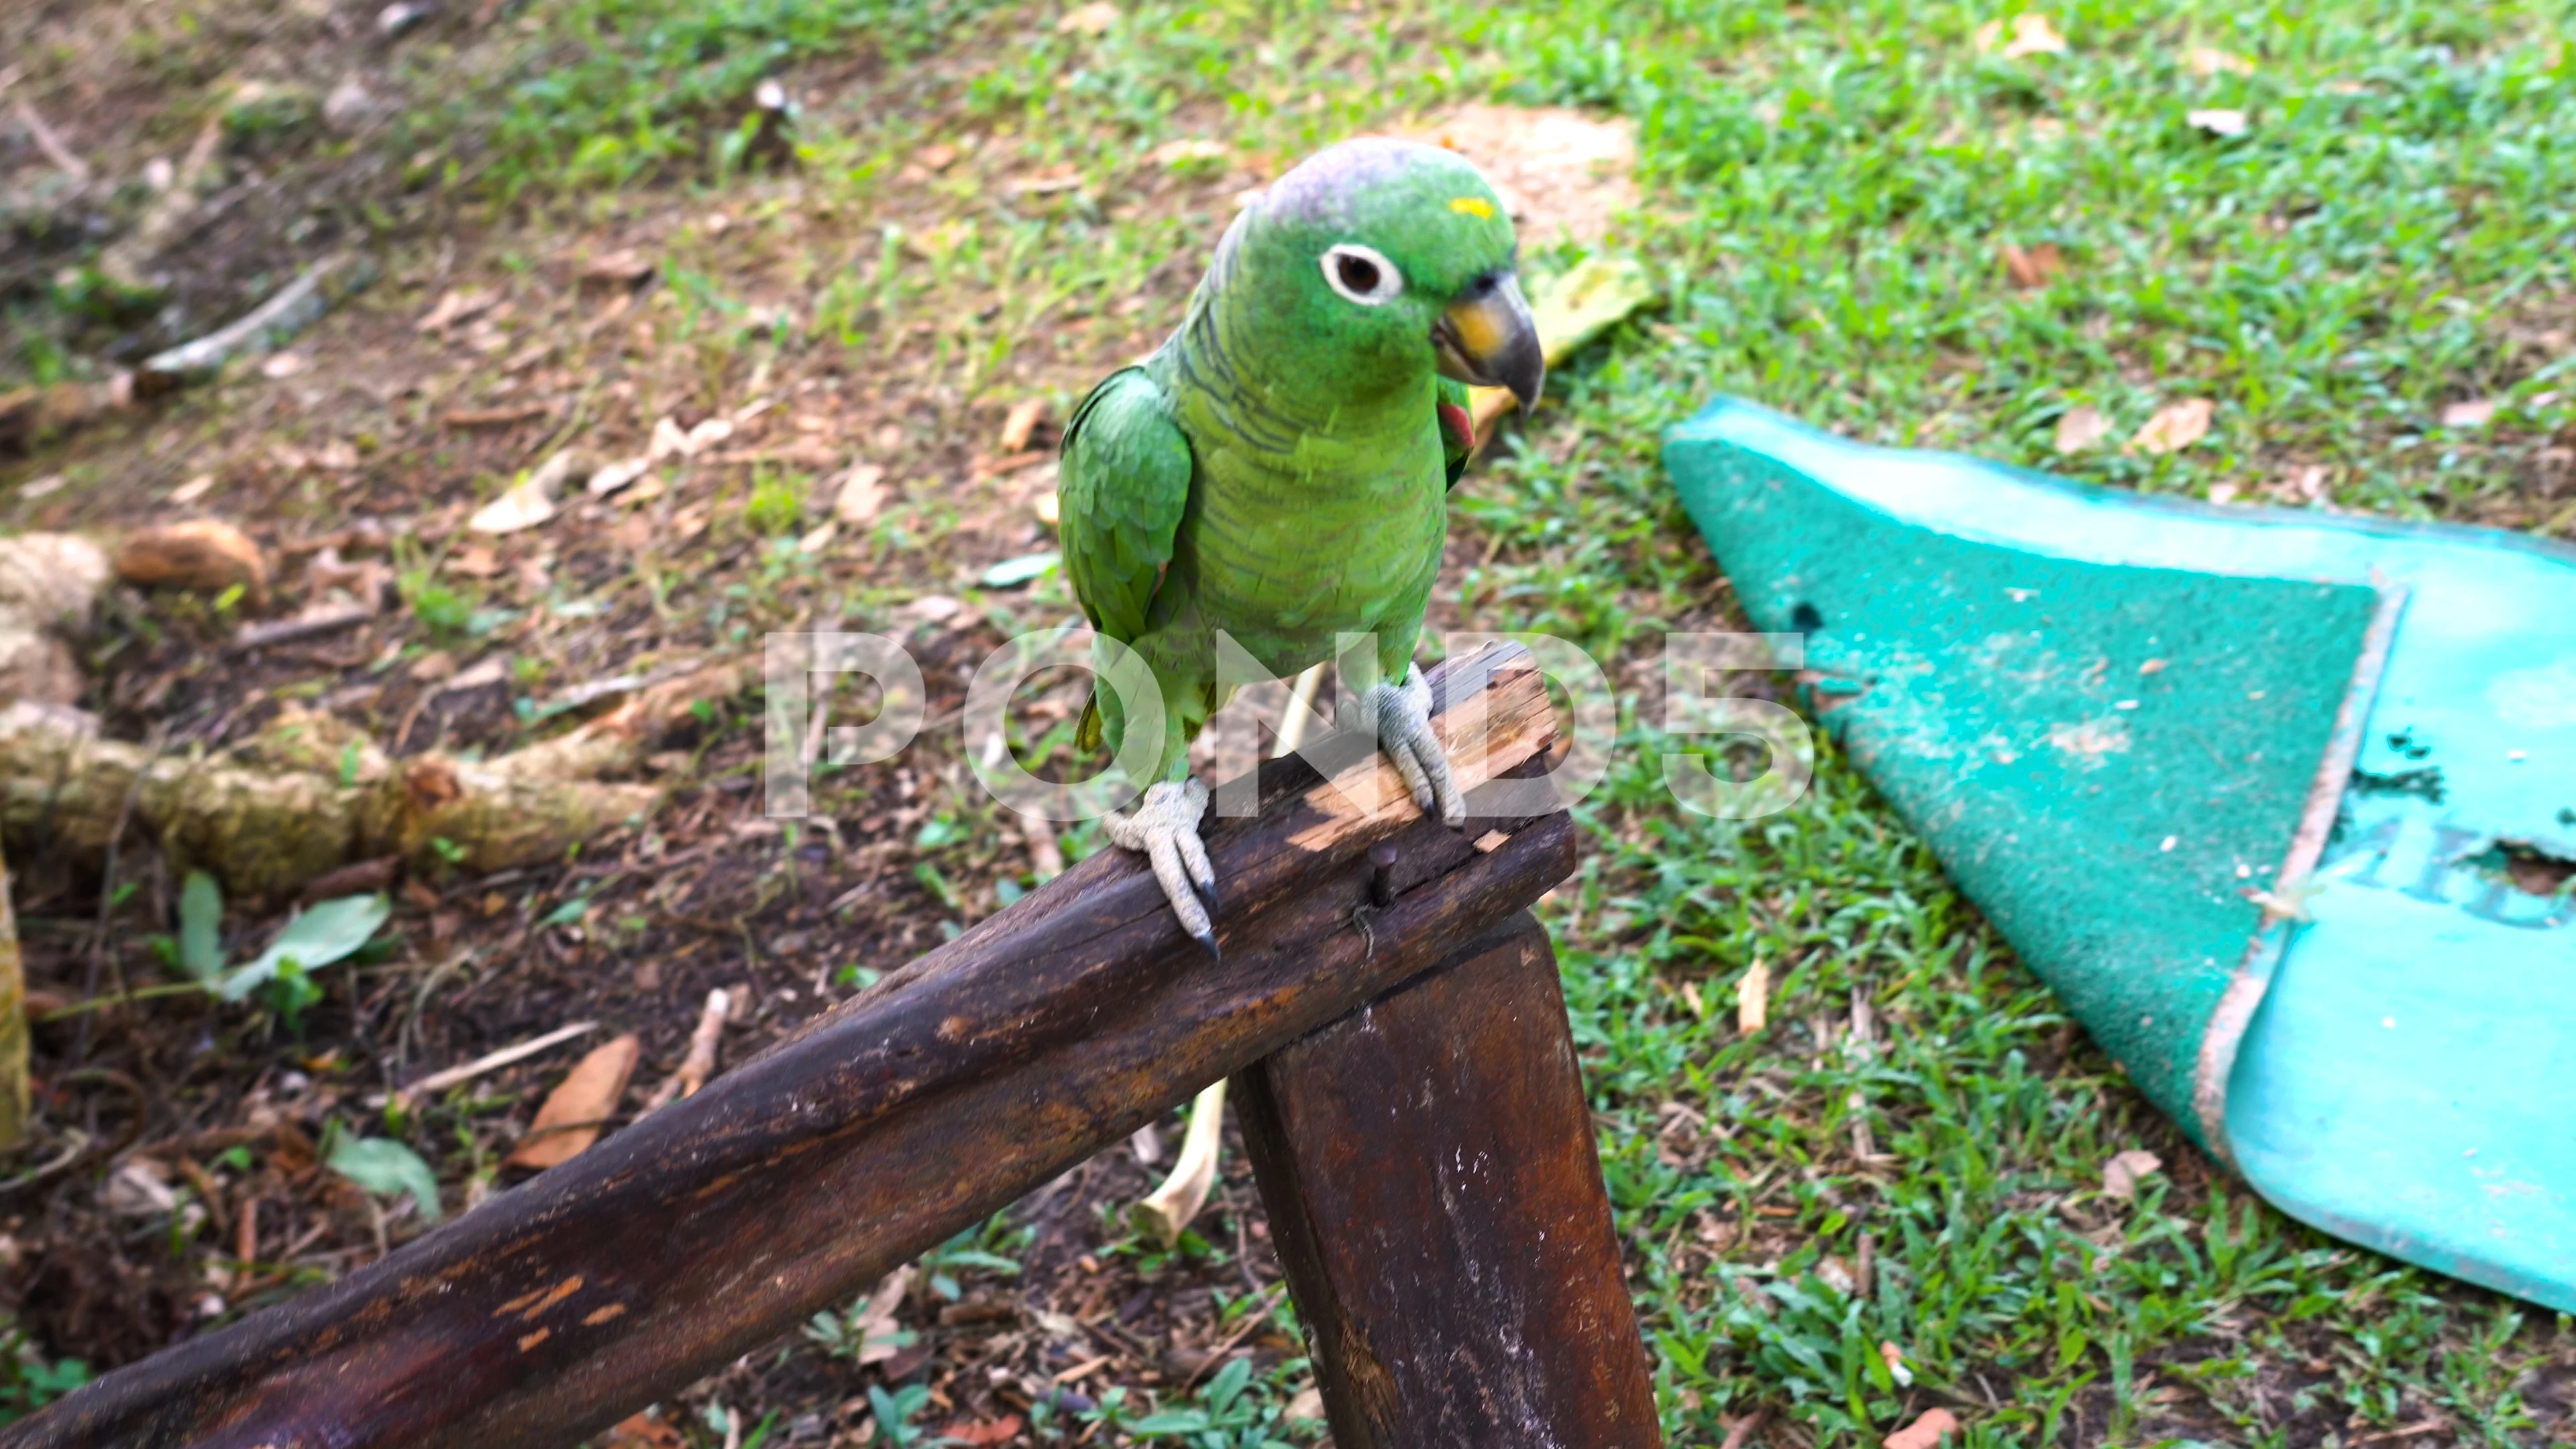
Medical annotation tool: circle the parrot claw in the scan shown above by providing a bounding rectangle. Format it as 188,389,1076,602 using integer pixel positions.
1368,665,1466,828
1104,778,1222,959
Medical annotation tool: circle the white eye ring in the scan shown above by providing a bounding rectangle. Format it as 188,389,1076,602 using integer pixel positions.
1320,244,1404,306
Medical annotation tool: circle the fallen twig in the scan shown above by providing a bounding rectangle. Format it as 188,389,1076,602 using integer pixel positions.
397,1022,598,1108
641,989,729,1112
11,100,90,181
232,600,376,651
1179,1285,1284,1391
100,113,222,290
138,252,373,393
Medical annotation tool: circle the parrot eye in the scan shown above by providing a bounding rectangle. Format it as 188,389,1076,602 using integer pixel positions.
1321,244,1403,306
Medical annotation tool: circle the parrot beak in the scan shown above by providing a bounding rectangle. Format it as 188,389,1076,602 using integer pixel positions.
1433,271,1545,411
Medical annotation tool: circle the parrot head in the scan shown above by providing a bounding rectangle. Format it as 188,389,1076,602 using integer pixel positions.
1232,137,1544,411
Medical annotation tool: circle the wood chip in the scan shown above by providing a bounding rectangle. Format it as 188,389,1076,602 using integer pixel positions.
1736,958,1770,1036
998,398,1049,453
504,1034,641,1171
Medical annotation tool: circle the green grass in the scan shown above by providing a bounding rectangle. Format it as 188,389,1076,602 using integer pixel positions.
464,0,2571,1441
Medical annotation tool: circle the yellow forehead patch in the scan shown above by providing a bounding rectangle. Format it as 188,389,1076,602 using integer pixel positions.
1448,196,1496,219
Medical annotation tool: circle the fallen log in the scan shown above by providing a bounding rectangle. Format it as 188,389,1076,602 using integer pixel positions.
0,662,745,899
6,644,1579,1448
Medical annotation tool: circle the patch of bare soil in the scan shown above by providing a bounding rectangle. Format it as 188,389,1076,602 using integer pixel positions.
0,6,1305,1440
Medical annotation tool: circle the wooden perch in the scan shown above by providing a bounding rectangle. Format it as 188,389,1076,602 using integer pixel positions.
7,645,1579,1449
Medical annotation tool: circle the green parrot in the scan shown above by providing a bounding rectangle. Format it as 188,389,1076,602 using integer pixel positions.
1055,138,1544,953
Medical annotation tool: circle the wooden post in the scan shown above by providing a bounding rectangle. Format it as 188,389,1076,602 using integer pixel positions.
1238,911,1662,1448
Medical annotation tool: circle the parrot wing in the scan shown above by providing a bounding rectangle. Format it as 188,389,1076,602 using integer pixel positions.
1436,376,1477,490
1058,366,1193,753
1059,366,1193,643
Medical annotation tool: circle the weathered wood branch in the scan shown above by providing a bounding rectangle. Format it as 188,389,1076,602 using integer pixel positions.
0,663,745,899
7,645,1576,1449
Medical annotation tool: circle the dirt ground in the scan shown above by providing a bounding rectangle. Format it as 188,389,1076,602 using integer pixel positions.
1,0,1328,1440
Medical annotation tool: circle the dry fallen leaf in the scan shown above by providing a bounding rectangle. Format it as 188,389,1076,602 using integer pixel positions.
2102,1148,2163,1198
2000,241,2063,289
585,456,651,498
1057,1,1118,34
504,1034,641,1172
851,1266,912,1364
580,248,655,286
835,463,888,524
647,416,690,463
259,352,309,380
2187,107,2249,137
468,451,579,535
2279,462,2330,503
684,416,735,453
917,142,960,172
169,473,217,504
601,1409,685,1449
2053,405,2113,454
415,286,497,335
1737,958,1770,1036
446,545,502,579
2000,13,2068,58
2439,398,2498,428
937,1417,1024,1446
115,520,270,604
1885,1407,1962,1449
2185,45,2255,76
2127,397,2214,455
999,398,1049,453
796,521,838,554
2207,482,2242,504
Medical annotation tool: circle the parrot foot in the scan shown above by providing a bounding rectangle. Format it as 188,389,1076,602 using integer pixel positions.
1103,778,1220,959
1369,665,1466,827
